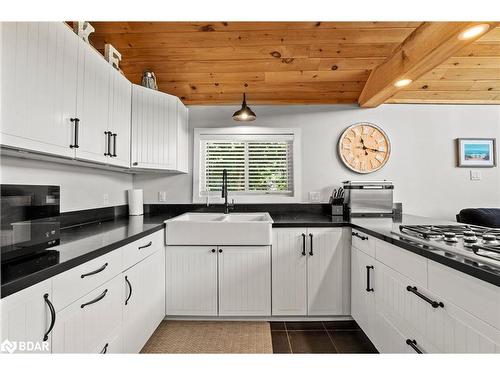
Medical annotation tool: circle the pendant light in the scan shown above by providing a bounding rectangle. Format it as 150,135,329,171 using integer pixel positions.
232,93,256,121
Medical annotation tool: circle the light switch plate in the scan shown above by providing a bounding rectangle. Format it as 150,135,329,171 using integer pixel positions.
158,191,167,202
309,191,321,202
103,193,109,205
470,170,482,181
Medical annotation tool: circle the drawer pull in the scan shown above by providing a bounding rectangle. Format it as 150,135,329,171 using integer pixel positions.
81,263,108,278
81,289,108,309
352,232,368,240
125,276,133,306
100,343,109,354
406,286,444,309
406,339,423,354
366,265,374,292
138,241,152,250
43,293,56,342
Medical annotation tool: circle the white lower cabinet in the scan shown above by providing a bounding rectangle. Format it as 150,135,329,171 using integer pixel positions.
350,246,376,340
51,274,123,353
272,228,350,316
0,279,54,353
218,246,271,316
350,230,500,354
166,245,271,316
123,249,166,353
166,246,218,316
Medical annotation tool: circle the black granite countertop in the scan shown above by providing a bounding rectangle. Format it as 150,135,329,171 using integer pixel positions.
2,208,499,298
1,214,173,297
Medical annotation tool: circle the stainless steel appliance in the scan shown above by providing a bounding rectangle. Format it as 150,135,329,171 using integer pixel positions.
394,224,500,270
343,180,394,217
1,185,60,262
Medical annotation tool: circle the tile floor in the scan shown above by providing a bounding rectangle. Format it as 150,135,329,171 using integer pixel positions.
270,320,378,354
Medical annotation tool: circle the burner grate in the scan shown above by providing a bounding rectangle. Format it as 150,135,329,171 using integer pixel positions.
399,224,500,239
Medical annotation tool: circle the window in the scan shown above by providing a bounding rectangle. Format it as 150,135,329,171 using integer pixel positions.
193,129,300,203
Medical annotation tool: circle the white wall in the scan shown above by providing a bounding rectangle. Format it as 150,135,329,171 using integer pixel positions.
0,156,133,212
134,104,500,220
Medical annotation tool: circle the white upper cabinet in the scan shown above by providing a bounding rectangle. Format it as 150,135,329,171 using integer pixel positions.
1,22,79,158
75,39,110,165
107,67,132,168
131,84,188,172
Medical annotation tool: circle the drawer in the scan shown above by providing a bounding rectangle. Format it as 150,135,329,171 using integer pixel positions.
351,229,376,258
122,230,164,271
51,275,123,353
97,326,123,354
375,240,427,287
427,260,500,330
52,250,122,311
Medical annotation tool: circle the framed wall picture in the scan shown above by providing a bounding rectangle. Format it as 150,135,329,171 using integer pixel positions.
456,138,497,168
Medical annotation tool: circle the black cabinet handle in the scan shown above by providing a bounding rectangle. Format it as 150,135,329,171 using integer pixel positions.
100,343,109,354
406,339,423,354
219,249,223,253
366,265,374,292
70,118,80,148
211,249,216,253
81,289,108,309
104,131,112,156
112,133,117,157
406,286,444,308
138,241,152,250
81,263,108,279
309,233,314,256
43,293,56,342
353,232,368,240
301,233,306,256
125,276,132,305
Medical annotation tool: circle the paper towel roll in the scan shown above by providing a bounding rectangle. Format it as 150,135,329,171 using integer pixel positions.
128,189,144,216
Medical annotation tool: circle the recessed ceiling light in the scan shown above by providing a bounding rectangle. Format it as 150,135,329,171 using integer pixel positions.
459,24,490,40
394,78,413,88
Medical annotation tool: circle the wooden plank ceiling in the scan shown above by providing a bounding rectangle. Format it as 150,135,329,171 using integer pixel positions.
88,22,500,105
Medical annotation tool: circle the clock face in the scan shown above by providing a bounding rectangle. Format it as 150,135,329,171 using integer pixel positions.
338,123,391,174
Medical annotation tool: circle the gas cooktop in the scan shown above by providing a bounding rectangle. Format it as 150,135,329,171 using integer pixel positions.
392,224,500,270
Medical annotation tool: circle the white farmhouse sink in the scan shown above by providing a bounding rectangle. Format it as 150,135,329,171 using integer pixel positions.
165,212,273,245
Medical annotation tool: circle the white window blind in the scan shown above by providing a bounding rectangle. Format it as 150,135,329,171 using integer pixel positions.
200,134,294,196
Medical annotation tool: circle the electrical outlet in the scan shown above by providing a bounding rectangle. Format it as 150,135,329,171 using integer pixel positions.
158,191,167,202
470,170,482,181
309,191,321,202
103,193,109,205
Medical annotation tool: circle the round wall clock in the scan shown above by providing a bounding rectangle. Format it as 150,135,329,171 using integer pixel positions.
338,122,391,174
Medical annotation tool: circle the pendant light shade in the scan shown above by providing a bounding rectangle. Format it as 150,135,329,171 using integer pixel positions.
232,93,256,121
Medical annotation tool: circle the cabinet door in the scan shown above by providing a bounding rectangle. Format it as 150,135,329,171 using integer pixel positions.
122,259,147,353
108,67,131,168
75,39,110,164
51,275,123,353
141,249,166,338
307,228,350,316
218,246,271,316
351,247,376,340
176,99,189,173
131,85,178,170
1,22,78,158
165,246,218,316
0,279,53,353
272,228,307,316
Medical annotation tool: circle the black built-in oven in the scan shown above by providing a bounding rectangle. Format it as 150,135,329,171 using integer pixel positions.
1,185,60,263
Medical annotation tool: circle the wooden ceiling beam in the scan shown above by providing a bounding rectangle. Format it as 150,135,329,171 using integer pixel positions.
358,22,499,108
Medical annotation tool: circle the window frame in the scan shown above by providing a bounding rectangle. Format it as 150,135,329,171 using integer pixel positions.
193,127,301,204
